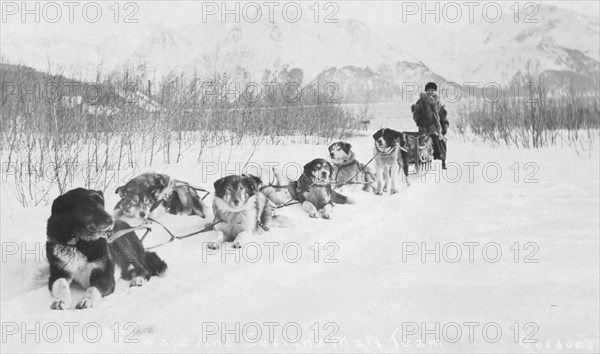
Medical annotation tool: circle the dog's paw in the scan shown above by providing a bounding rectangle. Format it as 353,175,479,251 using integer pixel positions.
391,188,399,195
207,242,220,250
232,242,242,249
383,186,388,192
130,276,147,287
75,298,93,309
375,191,383,196
50,300,68,310
322,212,332,219
309,212,318,218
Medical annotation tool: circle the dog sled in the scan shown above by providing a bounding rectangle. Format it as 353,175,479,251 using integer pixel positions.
403,132,434,174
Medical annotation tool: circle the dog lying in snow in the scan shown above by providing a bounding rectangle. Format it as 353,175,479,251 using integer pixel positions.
46,188,167,310
328,141,376,193
288,158,352,219
208,175,273,249
114,172,208,221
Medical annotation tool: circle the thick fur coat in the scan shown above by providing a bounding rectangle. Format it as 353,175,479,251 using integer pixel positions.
411,92,449,136
411,93,449,167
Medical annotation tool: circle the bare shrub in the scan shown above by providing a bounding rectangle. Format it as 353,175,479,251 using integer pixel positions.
1,62,361,207
454,75,599,150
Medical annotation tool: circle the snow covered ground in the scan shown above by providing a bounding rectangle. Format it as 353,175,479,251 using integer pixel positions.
1,133,598,353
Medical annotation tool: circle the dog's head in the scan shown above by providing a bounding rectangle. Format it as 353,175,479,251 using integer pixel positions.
114,183,153,219
114,174,169,219
373,128,403,151
328,141,352,163
303,158,333,184
48,188,115,242
213,175,262,208
242,175,263,194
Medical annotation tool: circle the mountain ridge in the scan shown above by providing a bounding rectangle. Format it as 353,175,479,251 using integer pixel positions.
1,3,597,102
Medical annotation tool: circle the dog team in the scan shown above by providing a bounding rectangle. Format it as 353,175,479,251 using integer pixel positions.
45,83,450,309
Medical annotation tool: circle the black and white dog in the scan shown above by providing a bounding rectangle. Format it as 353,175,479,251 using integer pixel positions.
46,188,167,310
372,128,410,195
288,159,352,219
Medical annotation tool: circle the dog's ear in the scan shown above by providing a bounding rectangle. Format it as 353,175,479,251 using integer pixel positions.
149,176,170,198
153,175,169,190
213,177,226,198
419,92,428,101
244,175,263,193
394,131,406,145
95,190,105,205
411,104,416,113
341,142,352,154
326,161,333,176
156,180,167,190
248,175,263,187
372,129,382,140
328,143,335,152
51,193,69,215
115,186,125,196
149,184,165,196
390,130,405,145
303,161,314,172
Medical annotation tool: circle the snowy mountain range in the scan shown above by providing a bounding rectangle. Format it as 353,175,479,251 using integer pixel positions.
1,3,598,102
394,4,600,94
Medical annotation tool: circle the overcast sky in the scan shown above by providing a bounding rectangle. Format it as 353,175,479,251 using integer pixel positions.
2,1,598,43
340,0,599,29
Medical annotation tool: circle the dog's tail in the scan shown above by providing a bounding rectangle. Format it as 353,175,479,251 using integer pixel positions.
398,149,411,186
400,149,409,177
331,191,354,205
287,181,299,200
189,191,207,218
165,184,207,218
144,252,167,276
361,164,377,186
